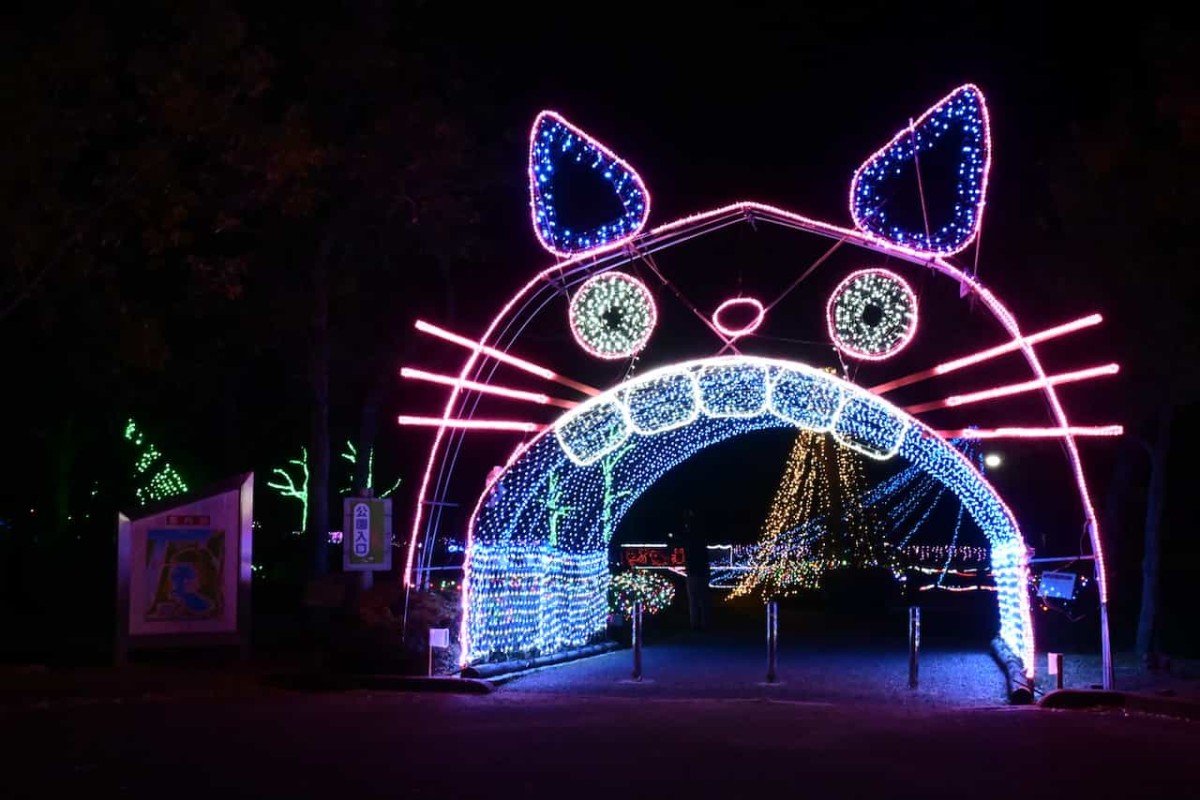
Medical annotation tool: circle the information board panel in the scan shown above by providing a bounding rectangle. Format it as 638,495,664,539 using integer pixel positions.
116,473,253,663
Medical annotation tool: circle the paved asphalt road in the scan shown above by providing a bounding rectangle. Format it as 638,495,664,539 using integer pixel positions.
3,633,1198,800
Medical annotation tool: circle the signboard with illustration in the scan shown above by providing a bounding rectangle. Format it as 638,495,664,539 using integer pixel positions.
116,473,253,662
343,496,392,571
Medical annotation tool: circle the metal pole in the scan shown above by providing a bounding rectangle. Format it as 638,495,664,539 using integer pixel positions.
766,599,778,683
1100,600,1114,690
908,606,920,689
401,583,411,644
1054,652,1064,690
428,637,433,677
631,602,643,681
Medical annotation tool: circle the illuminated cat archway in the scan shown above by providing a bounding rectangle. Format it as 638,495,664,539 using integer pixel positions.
461,356,1033,671
400,83,1125,688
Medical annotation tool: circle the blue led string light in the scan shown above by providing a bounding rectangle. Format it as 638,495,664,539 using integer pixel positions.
463,356,1033,675
850,84,991,255
528,111,650,256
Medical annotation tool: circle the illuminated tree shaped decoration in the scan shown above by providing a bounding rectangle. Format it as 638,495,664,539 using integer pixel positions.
569,271,657,359
124,418,189,505
731,429,896,600
266,447,308,534
340,441,402,498
528,111,651,257
827,268,918,360
609,570,676,618
539,468,573,548
850,84,992,255
599,441,636,543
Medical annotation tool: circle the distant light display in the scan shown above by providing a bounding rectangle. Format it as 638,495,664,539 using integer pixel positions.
124,419,189,505
569,272,657,359
609,570,676,618
730,429,898,600
827,268,918,360
850,84,991,255
528,111,650,257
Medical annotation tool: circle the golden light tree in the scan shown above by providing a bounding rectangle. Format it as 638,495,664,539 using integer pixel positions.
730,430,896,600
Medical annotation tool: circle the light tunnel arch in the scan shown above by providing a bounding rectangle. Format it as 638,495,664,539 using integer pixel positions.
461,356,1034,673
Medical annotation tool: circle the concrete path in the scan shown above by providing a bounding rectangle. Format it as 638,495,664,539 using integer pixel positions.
497,629,1013,706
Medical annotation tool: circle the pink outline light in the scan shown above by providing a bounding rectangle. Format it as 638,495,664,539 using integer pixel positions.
826,268,919,361
568,271,658,360
712,297,766,339
404,199,1116,657
528,110,651,259
936,426,1124,439
849,84,992,257
415,319,599,397
400,367,577,410
397,415,545,433
870,313,1104,394
905,363,1120,414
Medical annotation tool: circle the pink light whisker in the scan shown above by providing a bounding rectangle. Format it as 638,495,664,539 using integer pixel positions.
415,319,599,397
400,367,578,409
935,426,1124,439
397,415,546,433
905,363,1119,414
870,313,1104,394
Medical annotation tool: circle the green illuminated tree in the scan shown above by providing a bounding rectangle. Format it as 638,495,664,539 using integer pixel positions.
340,441,401,498
540,468,573,549
266,448,308,535
124,418,189,506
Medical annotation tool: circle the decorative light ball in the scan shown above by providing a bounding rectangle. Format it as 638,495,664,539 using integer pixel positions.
826,268,918,360
608,570,676,618
569,272,657,359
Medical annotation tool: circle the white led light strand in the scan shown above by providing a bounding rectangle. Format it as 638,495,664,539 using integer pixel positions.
462,355,1033,675
827,268,919,360
568,271,658,359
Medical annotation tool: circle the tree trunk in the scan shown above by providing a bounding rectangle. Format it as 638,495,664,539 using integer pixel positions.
1135,404,1172,661
308,244,332,579
352,373,386,495
53,415,75,540
681,511,709,630
1101,439,1138,570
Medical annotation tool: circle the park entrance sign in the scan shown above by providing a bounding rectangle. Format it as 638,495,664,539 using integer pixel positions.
343,496,392,572
115,472,253,664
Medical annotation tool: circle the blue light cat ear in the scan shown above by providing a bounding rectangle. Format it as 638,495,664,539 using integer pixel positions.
528,111,651,258
849,84,991,256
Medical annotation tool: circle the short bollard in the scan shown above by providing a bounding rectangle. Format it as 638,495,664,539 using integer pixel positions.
766,599,779,683
1049,652,1064,690
908,606,920,689
631,601,643,682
